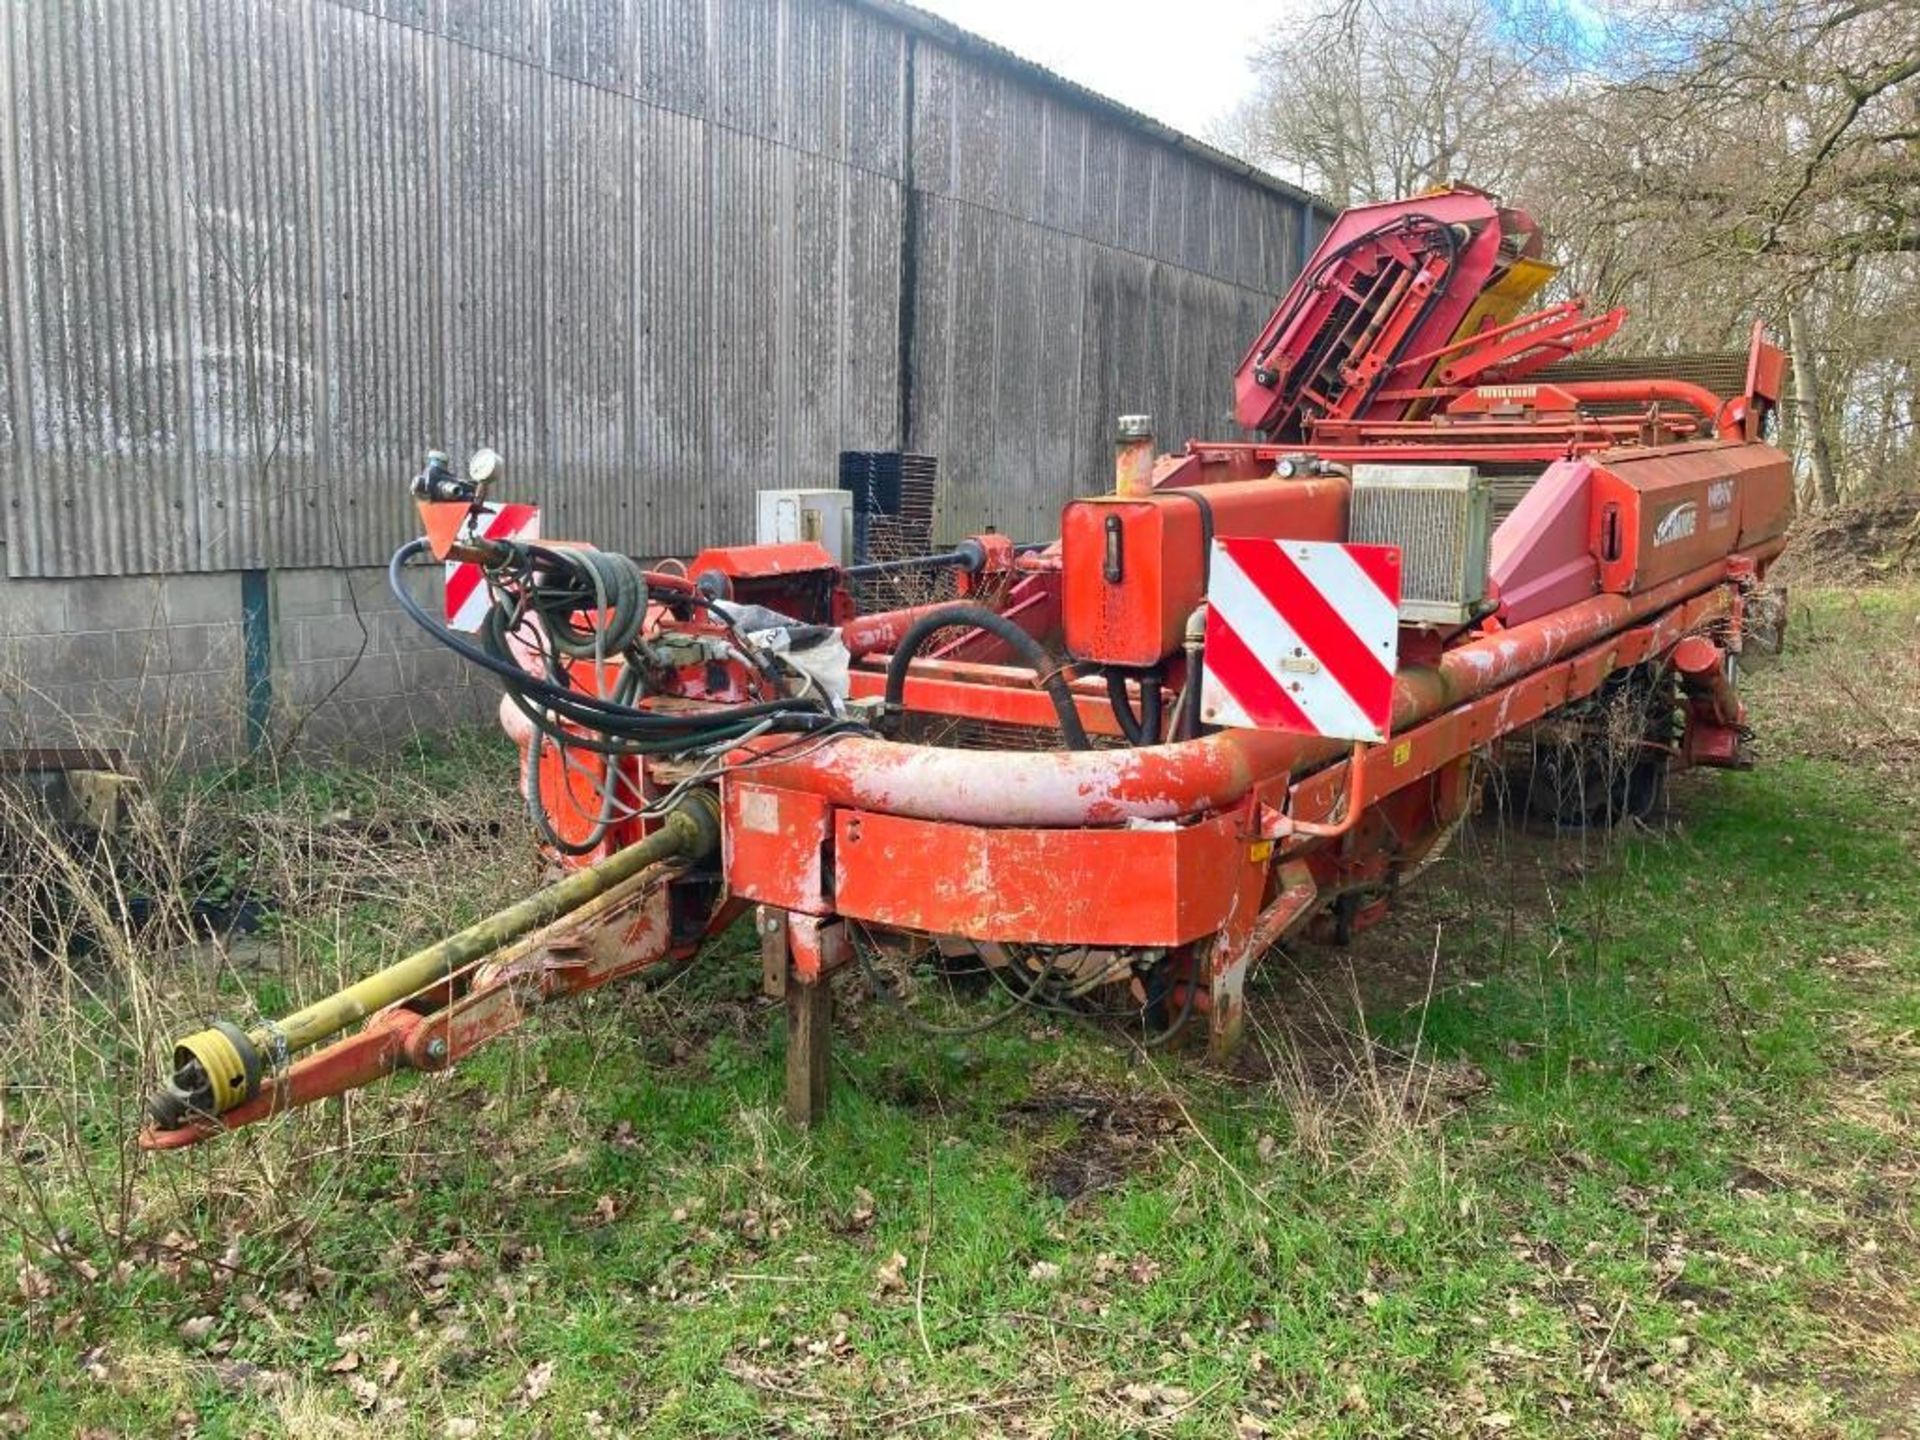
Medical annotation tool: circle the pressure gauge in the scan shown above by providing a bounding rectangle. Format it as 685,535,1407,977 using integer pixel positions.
468,448,504,487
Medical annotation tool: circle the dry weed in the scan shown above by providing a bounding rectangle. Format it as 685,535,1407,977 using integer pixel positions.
0,671,528,1304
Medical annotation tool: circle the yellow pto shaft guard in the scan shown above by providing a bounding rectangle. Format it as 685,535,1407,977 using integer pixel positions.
146,792,719,1129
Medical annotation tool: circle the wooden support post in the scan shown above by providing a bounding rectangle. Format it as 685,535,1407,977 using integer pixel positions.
764,907,845,1127
785,980,832,1127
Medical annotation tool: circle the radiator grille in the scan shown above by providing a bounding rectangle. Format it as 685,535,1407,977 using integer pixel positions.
1483,466,1542,525
1350,465,1494,625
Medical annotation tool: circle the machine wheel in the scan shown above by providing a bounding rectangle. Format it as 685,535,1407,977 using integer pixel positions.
1518,665,1677,829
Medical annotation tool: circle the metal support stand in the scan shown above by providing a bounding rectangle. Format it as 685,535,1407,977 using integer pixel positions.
1207,861,1321,1061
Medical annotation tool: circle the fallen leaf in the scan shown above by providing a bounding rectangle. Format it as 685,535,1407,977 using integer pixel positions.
326,1351,361,1375
444,1421,479,1439
77,1346,115,1384
873,1251,909,1296
177,1316,216,1346
15,1266,53,1302
1122,1382,1191,1412
848,1187,877,1229
1026,1260,1063,1285
518,1359,556,1407
346,1375,379,1411
211,1360,279,1394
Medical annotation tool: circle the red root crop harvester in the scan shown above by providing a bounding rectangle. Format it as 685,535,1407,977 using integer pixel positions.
145,186,1791,1146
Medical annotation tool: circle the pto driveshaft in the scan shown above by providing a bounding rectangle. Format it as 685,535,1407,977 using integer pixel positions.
145,794,718,1131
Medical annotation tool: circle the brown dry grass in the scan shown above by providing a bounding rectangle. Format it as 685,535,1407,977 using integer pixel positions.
0,670,530,1308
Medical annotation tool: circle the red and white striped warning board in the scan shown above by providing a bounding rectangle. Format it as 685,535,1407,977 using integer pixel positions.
445,503,539,632
1199,538,1402,742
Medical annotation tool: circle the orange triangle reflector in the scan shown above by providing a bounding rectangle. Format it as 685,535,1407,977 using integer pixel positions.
418,500,473,561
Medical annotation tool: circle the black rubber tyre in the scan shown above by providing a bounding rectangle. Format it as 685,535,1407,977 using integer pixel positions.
1519,665,1676,829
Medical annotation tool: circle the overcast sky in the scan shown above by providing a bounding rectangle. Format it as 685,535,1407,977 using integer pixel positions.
908,0,1301,142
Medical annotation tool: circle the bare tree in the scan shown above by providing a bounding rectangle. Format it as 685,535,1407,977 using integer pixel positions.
1220,0,1920,507
1215,0,1586,205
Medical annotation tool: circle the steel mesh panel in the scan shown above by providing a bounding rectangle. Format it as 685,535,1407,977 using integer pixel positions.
896,714,1127,752
1350,465,1494,623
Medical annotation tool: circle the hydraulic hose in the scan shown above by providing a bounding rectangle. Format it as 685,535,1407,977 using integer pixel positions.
1105,670,1164,746
146,793,720,1130
881,602,1090,750
388,538,831,755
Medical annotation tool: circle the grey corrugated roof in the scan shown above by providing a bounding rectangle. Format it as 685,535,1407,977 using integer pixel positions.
850,0,1334,217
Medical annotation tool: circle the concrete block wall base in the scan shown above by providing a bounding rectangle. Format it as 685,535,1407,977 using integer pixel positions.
0,566,495,763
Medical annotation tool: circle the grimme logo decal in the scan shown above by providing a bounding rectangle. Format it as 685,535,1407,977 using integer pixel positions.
1706,479,1736,530
1653,501,1700,546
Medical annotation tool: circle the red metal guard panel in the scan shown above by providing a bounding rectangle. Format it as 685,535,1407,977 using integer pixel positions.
831,809,1255,946
723,782,835,915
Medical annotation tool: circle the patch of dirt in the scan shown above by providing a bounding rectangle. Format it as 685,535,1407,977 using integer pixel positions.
1002,1085,1181,1204
1772,489,1920,587
1821,1374,1920,1440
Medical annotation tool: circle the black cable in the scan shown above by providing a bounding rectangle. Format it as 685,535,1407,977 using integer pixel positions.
881,602,1090,750
1141,956,1197,1048
979,947,1199,1045
854,930,1064,1036
1178,644,1207,742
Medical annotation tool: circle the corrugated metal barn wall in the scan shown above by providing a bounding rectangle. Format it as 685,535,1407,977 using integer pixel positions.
0,0,1326,579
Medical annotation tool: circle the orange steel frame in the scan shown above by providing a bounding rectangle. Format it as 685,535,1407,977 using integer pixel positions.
138,183,1795,1147
146,534,1777,1147
735,539,1781,1060
179,536,1772,1145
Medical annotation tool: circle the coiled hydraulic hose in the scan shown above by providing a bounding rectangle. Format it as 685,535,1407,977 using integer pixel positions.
880,602,1090,750
393,535,841,854
388,537,835,756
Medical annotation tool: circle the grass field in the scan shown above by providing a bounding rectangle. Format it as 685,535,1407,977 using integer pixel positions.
3,584,1917,1438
